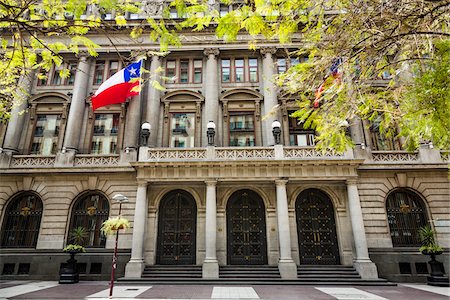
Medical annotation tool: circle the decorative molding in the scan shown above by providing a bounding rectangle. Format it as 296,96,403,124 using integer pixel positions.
215,148,275,159
284,147,344,158
395,173,407,187
147,149,207,160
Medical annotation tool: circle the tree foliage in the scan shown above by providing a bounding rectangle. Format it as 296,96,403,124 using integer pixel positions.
1,0,449,150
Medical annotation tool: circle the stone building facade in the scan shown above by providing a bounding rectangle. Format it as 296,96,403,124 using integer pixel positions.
0,9,449,283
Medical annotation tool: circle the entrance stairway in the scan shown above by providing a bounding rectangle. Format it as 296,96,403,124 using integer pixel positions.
118,264,396,285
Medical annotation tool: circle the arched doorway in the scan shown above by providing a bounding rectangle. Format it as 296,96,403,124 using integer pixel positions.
296,189,340,265
227,189,267,265
156,190,197,265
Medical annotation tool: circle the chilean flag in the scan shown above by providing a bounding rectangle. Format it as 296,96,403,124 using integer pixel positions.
92,60,142,110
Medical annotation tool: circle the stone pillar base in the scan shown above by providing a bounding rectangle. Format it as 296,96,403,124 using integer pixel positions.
278,260,297,279
119,148,137,164
353,260,378,279
202,260,219,279
125,260,145,278
0,152,12,168
55,151,75,167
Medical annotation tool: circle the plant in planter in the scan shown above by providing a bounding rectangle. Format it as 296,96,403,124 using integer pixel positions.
419,225,449,287
101,217,130,235
59,226,88,284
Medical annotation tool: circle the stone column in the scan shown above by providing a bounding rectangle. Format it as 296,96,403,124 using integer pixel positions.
63,55,91,153
2,72,35,153
203,179,219,278
203,48,220,146
346,180,378,279
275,179,297,278
125,182,148,278
261,47,278,146
146,55,162,148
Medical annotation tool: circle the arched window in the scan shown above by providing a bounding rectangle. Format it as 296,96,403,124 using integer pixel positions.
68,192,109,248
1,192,43,248
386,189,428,247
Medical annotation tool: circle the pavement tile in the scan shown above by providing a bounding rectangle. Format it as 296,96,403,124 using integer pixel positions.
359,285,449,300
136,285,213,299
253,285,334,300
8,282,108,299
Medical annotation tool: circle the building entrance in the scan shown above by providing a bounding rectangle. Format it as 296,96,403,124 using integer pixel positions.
296,189,340,265
156,190,197,265
227,189,268,265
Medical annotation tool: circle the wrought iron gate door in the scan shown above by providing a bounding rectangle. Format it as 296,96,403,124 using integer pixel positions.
227,190,267,265
296,189,340,265
157,190,196,265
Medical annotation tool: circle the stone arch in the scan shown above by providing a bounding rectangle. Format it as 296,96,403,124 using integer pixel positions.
220,88,263,101
220,185,272,210
161,90,204,102
153,187,203,210
289,185,344,209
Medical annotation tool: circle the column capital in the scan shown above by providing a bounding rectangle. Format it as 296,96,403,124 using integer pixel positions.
205,179,217,186
260,47,277,56
137,180,148,188
76,51,90,60
275,178,288,186
204,48,220,57
346,178,359,186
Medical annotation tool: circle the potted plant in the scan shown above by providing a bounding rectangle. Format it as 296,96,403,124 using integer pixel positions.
59,226,87,284
419,225,449,286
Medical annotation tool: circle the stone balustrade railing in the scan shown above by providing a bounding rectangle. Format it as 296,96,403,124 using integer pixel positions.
141,146,350,162
371,151,419,163
0,147,447,170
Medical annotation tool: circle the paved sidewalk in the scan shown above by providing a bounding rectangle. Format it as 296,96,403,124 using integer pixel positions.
0,281,449,300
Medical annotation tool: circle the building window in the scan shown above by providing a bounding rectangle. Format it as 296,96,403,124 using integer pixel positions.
386,189,428,247
0,193,43,248
165,59,203,84
229,113,255,147
166,60,176,83
93,61,105,85
235,58,245,82
277,57,305,74
180,60,189,83
221,59,231,82
370,120,402,150
277,58,286,74
221,58,259,83
170,113,195,148
108,61,119,78
68,192,109,248
30,114,61,155
288,112,315,146
193,60,202,83
249,58,258,82
91,113,119,154
37,62,77,86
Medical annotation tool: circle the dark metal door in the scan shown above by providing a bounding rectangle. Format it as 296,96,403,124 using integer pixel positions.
296,189,340,265
157,190,196,265
227,190,267,265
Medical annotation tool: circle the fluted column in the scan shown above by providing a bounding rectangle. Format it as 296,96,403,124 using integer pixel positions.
146,55,162,147
261,47,278,146
203,48,220,146
2,71,35,153
63,55,91,152
203,179,219,278
125,182,148,278
275,179,297,279
347,180,378,279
